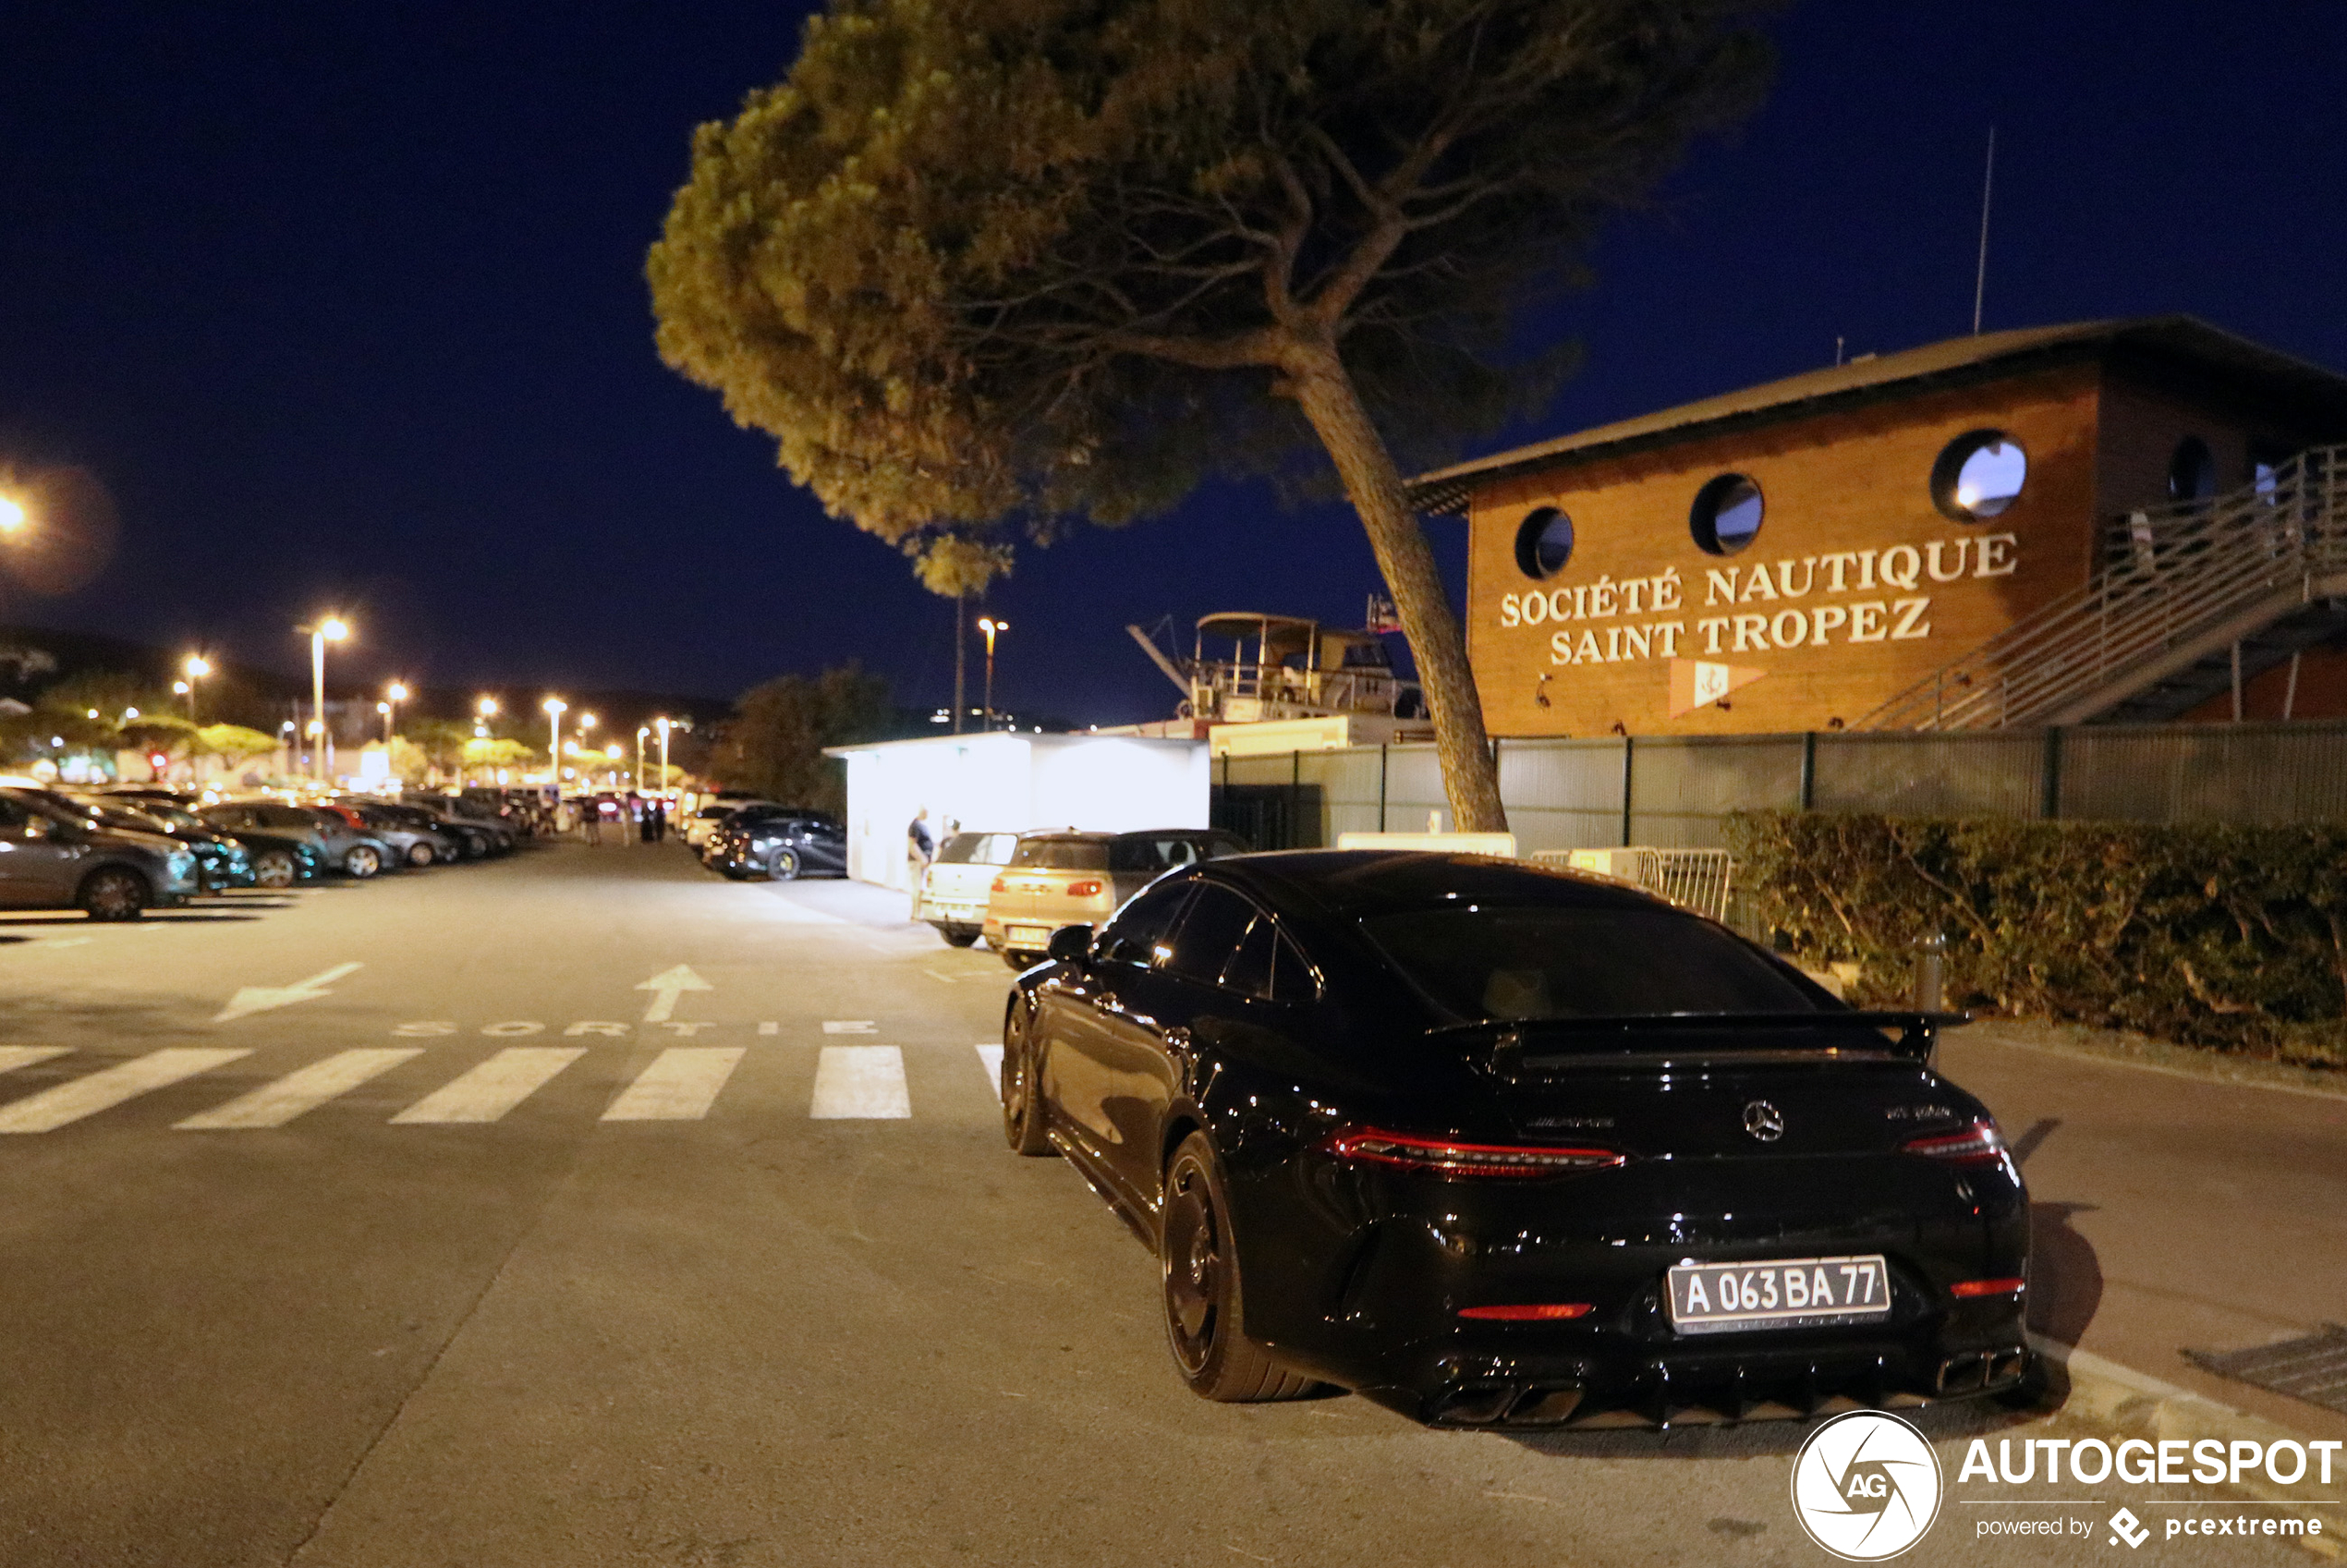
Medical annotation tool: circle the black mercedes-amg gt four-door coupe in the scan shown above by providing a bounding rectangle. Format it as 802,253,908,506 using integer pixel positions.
998,850,2029,1428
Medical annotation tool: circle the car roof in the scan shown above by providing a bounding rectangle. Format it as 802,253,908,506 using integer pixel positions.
1199,849,1667,919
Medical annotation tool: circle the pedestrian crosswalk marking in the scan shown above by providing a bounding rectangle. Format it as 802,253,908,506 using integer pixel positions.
821,1020,876,1035
389,1047,586,1124
0,1048,252,1135
176,1049,425,1130
973,1044,1003,1102
809,1045,910,1119
601,1047,745,1122
0,1047,71,1076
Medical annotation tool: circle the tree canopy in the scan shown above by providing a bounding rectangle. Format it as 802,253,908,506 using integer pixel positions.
708,664,898,816
651,0,1772,827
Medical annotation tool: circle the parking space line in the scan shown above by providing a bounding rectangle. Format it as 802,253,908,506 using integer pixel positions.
973,1044,1003,1102
601,1047,745,1122
809,1045,910,1119
176,1048,424,1130
389,1047,586,1124
0,1047,71,1076
0,1049,252,1135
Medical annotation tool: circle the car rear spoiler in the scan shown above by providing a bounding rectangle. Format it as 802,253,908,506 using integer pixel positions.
1431,1011,1969,1075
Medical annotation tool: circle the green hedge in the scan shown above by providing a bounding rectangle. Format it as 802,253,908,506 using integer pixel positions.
1724,811,2347,1064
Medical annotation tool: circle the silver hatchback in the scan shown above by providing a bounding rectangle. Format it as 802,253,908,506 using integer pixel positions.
0,789,198,918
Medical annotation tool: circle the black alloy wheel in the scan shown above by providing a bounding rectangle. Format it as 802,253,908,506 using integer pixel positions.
251,849,297,889
345,845,383,879
1001,1000,1054,1157
1160,1133,1319,1403
768,846,801,881
407,842,434,868
78,868,150,921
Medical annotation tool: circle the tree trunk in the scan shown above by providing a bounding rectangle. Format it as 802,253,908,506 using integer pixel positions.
1284,341,1507,833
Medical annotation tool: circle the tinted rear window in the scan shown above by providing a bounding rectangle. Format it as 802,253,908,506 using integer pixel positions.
1109,833,1239,872
1012,837,1110,870
935,833,1016,866
1363,906,1819,1022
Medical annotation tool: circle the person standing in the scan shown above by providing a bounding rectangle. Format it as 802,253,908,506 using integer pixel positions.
582,796,602,846
906,807,934,917
650,797,668,843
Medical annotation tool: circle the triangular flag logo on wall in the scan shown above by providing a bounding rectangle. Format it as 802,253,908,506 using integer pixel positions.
1668,658,1767,718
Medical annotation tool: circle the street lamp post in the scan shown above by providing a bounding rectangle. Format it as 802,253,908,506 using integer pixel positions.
182,655,210,723
636,726,649,794
654,716,671,795
977,616,1008,731
542,698,566,786
383,681,407,745
298,617,349,784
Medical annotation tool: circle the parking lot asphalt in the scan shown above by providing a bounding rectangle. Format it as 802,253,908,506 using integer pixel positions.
0,840,2334,1566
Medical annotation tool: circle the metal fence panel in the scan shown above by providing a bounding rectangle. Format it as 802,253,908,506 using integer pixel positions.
1297,748,1383,846
1381,744,1449,833
1496,738,1629,854
1812,732,2045,820
1628,735,1806,848
2059,720,2347,824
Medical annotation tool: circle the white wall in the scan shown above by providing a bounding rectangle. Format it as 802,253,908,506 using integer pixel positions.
833,734,1210,890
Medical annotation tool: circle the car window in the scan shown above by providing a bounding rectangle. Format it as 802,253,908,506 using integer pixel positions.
0,797,29,830
1362,906,1818,1024
1096,876,1195,966
1271,932,1322,1003
1163,883,1259,983
261,807,312,829
1013,837,1110,870
1220,914,1277,998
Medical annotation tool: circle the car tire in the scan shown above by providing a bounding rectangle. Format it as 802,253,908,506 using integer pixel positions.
1161,1132,1319,1403
942,926,980,948
345,845,383,879
1001,949,1033,970
78,867,149,921
407,842,435,868
252,849,297,889
768,847,801,881
1001,1000,1055,1157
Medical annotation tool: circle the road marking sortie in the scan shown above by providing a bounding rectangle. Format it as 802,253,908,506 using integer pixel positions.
809,1045,910,1119
390,1047,586,1124
973,1043,1003,1102
176,1049,424,1130
602,1047,745,1122
0,1049,252,1134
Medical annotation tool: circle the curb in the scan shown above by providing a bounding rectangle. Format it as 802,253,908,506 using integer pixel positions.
2030,1333,2343,1559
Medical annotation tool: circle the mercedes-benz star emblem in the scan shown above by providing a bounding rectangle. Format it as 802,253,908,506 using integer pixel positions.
1743,1100,1785,1142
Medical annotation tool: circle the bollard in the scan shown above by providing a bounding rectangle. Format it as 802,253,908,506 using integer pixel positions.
1913,932,1948,1014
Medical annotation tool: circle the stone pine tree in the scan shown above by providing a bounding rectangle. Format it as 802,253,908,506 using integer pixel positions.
649,0,1772,830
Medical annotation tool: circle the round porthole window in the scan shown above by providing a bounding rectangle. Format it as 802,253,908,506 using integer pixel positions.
1930,431,2027,521
1689,474,1764,555
1513,506,1575,578
2169,436,2217,502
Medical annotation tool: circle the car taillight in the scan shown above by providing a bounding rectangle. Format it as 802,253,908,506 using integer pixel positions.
1067,880,1103,897
1319,1126,1626,1178
1458,1303,1594,1321
991,875,1009,894
1949,1277,2026,1298
1903,1119,2008,1165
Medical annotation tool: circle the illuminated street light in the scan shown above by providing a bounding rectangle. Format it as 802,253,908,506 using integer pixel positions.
542,698,566,783
383,681,407,744
182,654,211,722
0,495,24,534
636,725,649,794
977,616,1008,732
298,616,352,784
654,716,672,794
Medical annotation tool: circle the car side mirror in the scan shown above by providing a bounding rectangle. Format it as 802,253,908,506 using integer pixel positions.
1046,925,1093,966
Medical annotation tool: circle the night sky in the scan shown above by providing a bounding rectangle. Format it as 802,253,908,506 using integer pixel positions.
5,3,2344,727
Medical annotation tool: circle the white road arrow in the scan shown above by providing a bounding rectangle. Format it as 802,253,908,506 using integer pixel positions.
635,964,713,1023
213,962,363,1024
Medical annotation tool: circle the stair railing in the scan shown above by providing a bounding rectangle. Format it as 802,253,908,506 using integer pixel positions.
1856,444,2347,731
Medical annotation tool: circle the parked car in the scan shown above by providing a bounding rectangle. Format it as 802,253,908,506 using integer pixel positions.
915,831,1018,946
199,800,393,879
996,850,2027,1426
426,794,517,853
683,798,769,851
982,828,1248,967
706,806,847,881
341,801,460,868
0,787,200,918
71,795,255,891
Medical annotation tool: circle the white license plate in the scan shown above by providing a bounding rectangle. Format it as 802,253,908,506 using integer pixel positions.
1665,1254,1891,1335
1008,925,1052,947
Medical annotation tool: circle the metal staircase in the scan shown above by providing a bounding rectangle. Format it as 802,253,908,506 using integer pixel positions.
1857,444,2347,731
